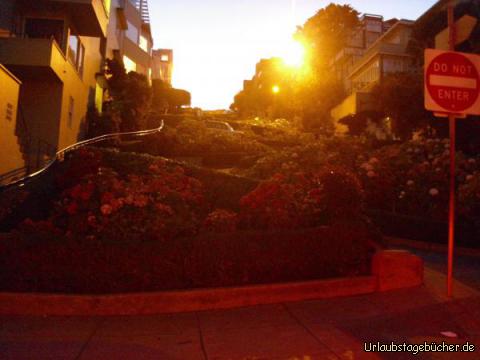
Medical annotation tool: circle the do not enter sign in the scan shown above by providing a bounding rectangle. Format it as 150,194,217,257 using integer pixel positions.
425,49,480,115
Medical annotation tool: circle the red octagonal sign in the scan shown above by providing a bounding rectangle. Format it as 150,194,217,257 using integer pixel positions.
425,49,480,115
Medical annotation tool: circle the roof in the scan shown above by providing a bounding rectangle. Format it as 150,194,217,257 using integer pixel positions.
0,63,21,85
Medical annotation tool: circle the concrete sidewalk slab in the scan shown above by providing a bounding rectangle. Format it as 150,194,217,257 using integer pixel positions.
94,313,198,338
78,335,206,360
0,339,88,360
200,324,335,360
1,267,479,359
197,304,296,333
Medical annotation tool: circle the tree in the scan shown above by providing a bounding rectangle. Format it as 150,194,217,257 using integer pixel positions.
105,58,152,131
231,58,293,118
293,4,360,132
152,80,191,114
295,4,360,70
169,88,191,111
231,3,360,134
370,73,432,140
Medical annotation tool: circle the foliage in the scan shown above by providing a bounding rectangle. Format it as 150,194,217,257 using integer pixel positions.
231,58,290,118
0,225,372,293
152,79,191,114
409,0,480,64
459,173,480,228
53,151,206,243
232,3,359,133
0,188,29,225
202,209,238,233
104,58,152,132
370,73,432,140
295,3,360,69
86,106,120,138
141,119,269,158
239,167,364,230
0,148,374,294
185,226,372,289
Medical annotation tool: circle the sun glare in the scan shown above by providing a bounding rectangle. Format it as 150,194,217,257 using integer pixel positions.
281,40,305,68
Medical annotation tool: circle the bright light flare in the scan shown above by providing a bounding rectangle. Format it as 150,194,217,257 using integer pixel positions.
280,40,306,68
272,85,280,94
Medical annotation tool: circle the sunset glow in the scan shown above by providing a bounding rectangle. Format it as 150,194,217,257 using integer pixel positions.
148,0,438,110
280,40,306,68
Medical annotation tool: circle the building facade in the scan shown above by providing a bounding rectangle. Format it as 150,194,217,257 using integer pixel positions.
152,49,173,85
0,0,109,172
0,64,24,178
330,18,415,128
106,0,153,80
331,14,389,95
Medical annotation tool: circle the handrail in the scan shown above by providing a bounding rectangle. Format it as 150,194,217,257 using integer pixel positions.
0,121,164,190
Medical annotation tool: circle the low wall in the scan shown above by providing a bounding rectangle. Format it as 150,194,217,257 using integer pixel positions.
0,250,423,316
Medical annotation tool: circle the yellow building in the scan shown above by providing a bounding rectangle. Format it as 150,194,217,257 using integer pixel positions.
152,49,173,85
0,64,25,179
106,0,153,79
0,0,109,172
330,19,415,129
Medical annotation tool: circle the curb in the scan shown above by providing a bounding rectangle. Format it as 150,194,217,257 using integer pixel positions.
0,250,423,316
0,276,376,316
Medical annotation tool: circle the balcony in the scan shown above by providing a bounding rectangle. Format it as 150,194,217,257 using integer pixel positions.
48,0,109,37
349,42,409,78
14,0,108,37
0,38,66,82
331,91,375,122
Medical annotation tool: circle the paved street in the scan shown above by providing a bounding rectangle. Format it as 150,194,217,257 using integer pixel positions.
1,266,479,360
393,246,480,292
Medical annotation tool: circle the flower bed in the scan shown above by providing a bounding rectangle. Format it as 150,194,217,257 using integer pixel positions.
226,134,480,245
0,147,375,294
0,226,372,294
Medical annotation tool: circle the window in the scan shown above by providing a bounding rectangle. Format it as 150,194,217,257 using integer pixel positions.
123,55,136,73
68,33,78,64
139,35,148,52
95,83,103,114
68,96,74,128
77,43,85,76
6,103,13,122
161,54,169,62
68,30,85,76
126,21,139,43
24,18,64,46
102,0,111,16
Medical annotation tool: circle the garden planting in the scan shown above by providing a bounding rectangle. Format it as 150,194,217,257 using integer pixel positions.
1,117,478,294
0,147,374,294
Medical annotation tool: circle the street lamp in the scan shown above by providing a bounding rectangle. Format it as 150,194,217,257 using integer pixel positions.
271,85,280,118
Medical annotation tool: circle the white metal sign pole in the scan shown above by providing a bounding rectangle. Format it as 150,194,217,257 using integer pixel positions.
447,3,456,299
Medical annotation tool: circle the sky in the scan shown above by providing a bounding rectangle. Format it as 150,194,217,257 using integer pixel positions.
148,0,438,110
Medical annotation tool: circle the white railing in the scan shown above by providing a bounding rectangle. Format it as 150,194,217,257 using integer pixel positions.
0,121,164,189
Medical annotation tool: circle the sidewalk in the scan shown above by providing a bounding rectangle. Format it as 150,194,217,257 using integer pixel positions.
1,267,479,360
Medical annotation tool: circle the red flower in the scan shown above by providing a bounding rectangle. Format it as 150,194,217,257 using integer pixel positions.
80,183,95,201
101,192,115,205
66,202,78,215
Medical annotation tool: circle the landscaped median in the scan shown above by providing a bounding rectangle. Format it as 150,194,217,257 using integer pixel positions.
0,250,422,316
0,147,423,316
